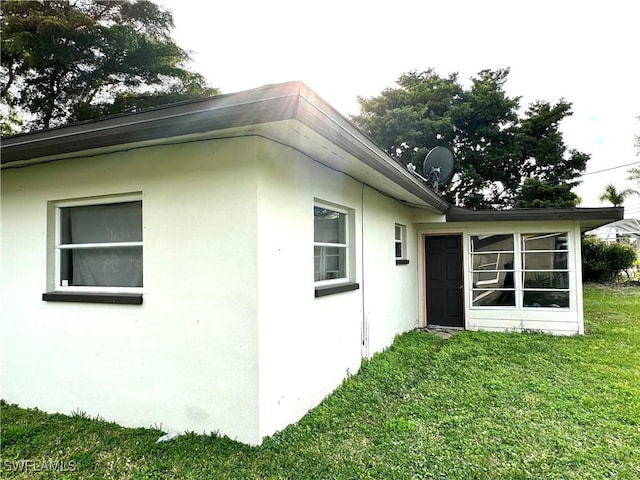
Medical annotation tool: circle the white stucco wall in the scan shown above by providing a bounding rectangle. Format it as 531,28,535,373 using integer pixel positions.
253,138,421,439
2,133,427,445
1,138,263,444
417,220,585,335
360,188,420,355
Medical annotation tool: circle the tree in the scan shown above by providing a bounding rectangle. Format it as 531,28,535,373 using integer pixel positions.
1,0,218,132
0,104,23,136
598,183,635,207
352,69,588,209
515,178,580,208
627,166,640,202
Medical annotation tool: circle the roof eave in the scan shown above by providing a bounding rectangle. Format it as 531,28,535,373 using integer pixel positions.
294,84,449,212
0,82,302,166
1,81,449,214
446,206,625,231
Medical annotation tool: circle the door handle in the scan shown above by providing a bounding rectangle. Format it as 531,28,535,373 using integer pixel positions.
459,285,463,290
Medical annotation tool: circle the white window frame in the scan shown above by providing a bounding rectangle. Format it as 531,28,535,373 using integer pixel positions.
521,232,570,308
395,224,406,260
470,235,516,307
470,231,571,310
314,201,353,286
51,193,143,294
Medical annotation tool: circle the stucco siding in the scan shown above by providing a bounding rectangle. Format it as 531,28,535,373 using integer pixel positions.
254,140,363,439
254,138,420,440
361,188,420,356
1,138,262,444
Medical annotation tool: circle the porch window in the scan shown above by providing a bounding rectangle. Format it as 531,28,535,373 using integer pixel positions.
470,232,570,308
470,234,515,307
521,232,570,308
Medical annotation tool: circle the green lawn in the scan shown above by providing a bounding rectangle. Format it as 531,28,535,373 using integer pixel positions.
2,285,639,479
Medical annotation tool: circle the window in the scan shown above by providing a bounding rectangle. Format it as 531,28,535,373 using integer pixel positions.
395,224,409,265
470,232,570,309
53,195,143,292
522,232,569,308
314,205,348,282
313,201,359,297
470,234,515,307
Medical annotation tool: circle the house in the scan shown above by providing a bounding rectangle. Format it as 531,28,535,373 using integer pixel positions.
0,81,622,445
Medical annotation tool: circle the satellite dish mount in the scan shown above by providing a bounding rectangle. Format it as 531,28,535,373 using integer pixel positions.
428,166,441,190
423,146,455,193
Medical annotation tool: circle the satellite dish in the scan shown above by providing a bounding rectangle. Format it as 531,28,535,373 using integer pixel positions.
423,146,455,192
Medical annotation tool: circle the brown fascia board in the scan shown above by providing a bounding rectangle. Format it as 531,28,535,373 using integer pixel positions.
294,85,449,212
1,81,449,213
0,82,302,165
446,206,624,230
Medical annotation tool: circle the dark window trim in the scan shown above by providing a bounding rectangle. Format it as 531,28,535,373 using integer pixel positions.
396,259,410,265
42,292,143,305
314,282,359,298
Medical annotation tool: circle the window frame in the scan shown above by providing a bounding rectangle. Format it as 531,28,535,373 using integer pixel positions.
49,193,143,295
313,200,360,299
313,201,351,287
470,231,572,310
395,223,410,265
470,234,516,307
520,232,570,308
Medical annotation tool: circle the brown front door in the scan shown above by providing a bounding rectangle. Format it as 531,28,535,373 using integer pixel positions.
425,235,464,328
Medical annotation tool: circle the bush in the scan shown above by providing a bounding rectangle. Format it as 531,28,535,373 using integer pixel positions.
582,236,637,281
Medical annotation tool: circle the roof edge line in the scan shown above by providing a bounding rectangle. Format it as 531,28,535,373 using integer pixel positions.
297,92,449,213
2,92,301,151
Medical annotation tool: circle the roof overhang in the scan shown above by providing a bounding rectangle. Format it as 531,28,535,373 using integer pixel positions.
446,206,625,231
1,81,449,213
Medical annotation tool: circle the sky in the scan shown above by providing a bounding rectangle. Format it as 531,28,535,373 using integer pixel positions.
157,0,639,216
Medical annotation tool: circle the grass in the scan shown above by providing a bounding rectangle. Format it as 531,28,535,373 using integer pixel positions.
2,284,639,479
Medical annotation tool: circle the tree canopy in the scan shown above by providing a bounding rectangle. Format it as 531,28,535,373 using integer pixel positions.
515,178,580,209
1,0,218,133
352,69,588,209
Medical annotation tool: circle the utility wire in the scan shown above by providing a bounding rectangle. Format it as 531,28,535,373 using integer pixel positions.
580,160,640,176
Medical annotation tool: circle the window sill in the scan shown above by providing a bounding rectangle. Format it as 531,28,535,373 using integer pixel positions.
395,259,410,265
315,282,360,298
42,292,143,305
